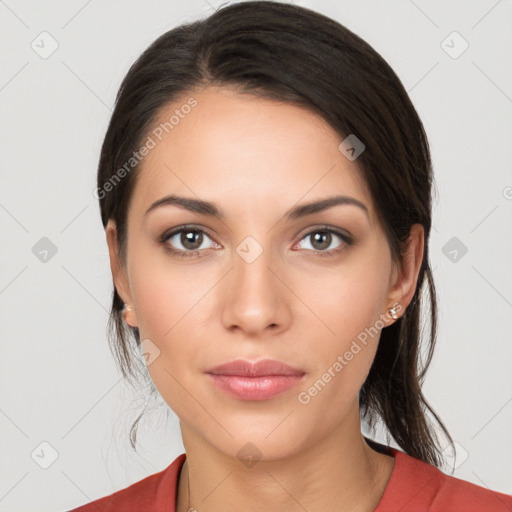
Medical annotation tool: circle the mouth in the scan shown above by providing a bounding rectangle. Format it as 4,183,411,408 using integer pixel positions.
205,359,306,401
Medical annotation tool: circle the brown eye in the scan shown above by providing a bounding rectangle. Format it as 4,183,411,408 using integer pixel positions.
161,227,217,255
180,230,204,250
295,227,353,255
309,231,332,251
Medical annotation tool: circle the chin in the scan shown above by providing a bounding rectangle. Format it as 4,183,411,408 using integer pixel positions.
195,411,316,464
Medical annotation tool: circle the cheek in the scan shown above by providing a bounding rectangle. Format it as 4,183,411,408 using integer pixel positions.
126,251,218,406
129,266,200,414
128,243,215,339
293,272,387,420
298,249,391,347
291,247,391,398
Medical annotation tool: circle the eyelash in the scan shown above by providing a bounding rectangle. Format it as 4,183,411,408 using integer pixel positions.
159,224,354,259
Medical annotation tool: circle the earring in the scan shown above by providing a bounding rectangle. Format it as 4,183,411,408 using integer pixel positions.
122,304,133,322
388,306,399,320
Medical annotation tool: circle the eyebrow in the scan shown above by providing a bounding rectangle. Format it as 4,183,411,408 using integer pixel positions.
144,194,369,220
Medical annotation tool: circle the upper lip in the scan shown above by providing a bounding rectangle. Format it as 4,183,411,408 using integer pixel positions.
206,359,305,377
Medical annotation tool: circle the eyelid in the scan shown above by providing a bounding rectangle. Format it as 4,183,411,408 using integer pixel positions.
160,223,216,240
295,224,353,243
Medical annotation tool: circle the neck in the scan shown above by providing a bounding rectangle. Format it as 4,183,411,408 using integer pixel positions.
175,409,394,512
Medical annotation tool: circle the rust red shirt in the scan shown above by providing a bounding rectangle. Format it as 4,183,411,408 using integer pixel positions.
68,447,512,511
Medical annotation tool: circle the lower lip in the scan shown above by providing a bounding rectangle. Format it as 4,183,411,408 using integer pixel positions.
206,374,305,401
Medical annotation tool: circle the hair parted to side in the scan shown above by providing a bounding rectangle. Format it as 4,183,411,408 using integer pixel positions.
97,0,454,467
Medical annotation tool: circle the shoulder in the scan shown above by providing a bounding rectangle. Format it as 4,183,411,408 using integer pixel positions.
67,453,186,512
377,447,512,512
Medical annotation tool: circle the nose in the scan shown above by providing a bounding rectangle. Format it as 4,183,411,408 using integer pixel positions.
220,241,292,337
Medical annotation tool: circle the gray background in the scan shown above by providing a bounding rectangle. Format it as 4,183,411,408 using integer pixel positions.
1,0,511,510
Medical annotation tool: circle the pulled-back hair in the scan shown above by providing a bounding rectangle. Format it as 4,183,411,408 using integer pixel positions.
96,0,454,468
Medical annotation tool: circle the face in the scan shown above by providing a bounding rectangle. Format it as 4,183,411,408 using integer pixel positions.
107,86,422,461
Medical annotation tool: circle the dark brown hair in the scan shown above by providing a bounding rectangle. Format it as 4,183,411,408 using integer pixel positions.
96,0,454,468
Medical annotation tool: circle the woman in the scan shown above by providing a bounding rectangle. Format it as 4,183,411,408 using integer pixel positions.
69,1,512,510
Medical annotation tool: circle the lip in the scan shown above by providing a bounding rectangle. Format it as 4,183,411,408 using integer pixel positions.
205,359,306,401
206,359,305,377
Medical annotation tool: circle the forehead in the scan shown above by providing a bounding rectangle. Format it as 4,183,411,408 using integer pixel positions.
130,87,374,223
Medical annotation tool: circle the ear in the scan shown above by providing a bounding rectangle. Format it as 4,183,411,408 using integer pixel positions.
105,219,138,327
386,223,424,319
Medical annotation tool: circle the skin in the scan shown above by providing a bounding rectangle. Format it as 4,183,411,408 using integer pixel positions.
106,86,424,512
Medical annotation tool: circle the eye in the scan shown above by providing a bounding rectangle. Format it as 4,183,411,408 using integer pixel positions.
160,225,219,257
160,225,353,259
295,227,353,256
